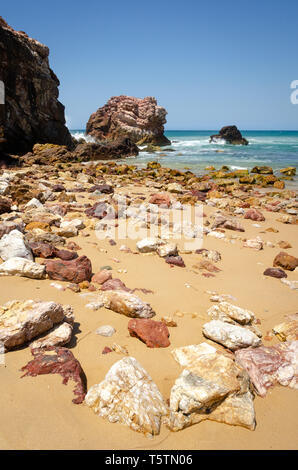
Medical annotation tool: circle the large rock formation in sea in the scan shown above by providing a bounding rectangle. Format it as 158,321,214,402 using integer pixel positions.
86,95,171,147
0,17,73,154
210,126,248,145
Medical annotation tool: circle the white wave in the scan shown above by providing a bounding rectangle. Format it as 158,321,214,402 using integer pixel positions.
71,131,97,143
230,165,248,170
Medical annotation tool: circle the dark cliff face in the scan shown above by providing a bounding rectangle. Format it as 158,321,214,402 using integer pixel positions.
0,17,73,154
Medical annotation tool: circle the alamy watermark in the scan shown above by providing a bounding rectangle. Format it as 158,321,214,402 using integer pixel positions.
0,342,5,366
94,195,204,251
290,80,298,104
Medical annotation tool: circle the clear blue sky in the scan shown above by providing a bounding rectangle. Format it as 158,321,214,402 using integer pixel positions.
2,0,298,130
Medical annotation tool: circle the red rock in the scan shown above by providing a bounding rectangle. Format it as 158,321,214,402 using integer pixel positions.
45,255,92,283
85,202,109,219
128,318,170,348
165,255,185,267
102,347,112,355
244,209,265,222
263,268,287,279
66,241,81,251
273,252,298,271
29,241,56,258
86,95,170,146
20,347,87,404
92,269,112,285
149,192,171,208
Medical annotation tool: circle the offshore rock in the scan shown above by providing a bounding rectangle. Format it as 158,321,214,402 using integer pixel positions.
85,356,168,435
210,126,248,145
86,95,171,147
0,17,72,154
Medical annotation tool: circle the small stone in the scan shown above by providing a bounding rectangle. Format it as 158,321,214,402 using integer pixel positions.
92,269,113,285
96,325,116,337
136,237,163,253
273,252,298,271
263,268,287,279
165,255,185,267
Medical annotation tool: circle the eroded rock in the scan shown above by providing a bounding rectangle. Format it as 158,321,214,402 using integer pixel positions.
85,356,168,435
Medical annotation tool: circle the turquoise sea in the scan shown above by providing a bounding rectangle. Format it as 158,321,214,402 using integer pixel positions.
71,130,298,188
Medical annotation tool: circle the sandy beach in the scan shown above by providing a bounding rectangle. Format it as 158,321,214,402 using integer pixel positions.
0,166,297,450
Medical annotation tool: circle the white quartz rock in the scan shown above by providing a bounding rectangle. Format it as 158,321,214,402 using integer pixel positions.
0,229,33,261
0,257,46,279
202,320,262,351
85,357,168,435
136,237,163,253
207,302,256,325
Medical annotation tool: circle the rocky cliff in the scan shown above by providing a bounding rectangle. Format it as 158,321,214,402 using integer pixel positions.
86,95,171,147
0,17,73,154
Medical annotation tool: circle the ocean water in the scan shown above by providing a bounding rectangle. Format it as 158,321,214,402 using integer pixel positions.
71,130,298,188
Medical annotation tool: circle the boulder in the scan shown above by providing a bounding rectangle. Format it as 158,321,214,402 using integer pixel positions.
45,255,92,283
210,126,248,145
263,267,287,279
280,167,296,176
0,256,45,278
0,17,72,154
91,269,112,285
86,95,171,147
0,300,67,350
0,229,33,260
273,252,298,271
235,341,298,396
202,320,262,351
128,318,170,348
21,347,87,404
85,357,168,435
251,166,273,174
166,343,255,431
96,325,116,337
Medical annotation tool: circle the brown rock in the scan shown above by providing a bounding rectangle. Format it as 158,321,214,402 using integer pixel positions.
128,318,170,348
0,17,72,154
244,208,265,222
273,252,298,271
45,255,92,283
263,268,287,279
148,192,171,208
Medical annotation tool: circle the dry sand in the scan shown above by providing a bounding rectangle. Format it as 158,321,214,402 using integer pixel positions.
0,184,297,450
